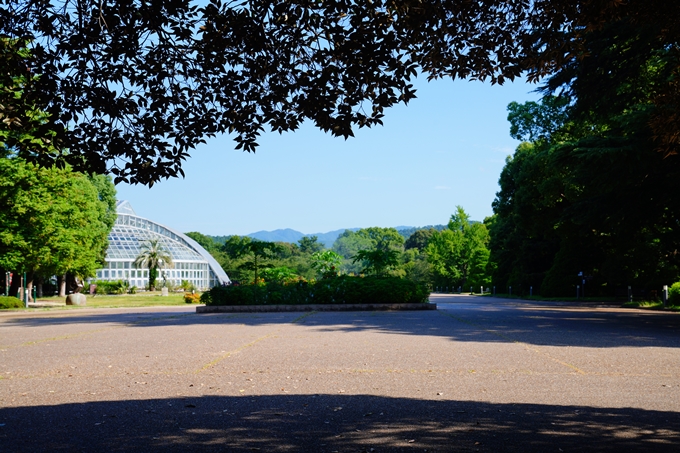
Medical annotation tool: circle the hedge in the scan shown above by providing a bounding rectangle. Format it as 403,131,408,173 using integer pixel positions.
91,280,128,295
669,282,680,306
0,296,24,309
201,276,430,306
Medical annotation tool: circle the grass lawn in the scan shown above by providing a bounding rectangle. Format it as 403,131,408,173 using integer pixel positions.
622,300,680,312
9,292,198,310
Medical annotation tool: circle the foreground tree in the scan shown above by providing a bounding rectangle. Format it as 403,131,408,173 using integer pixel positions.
134,239,173,291
0,158,112,298
490,47,680,296
3,1,676,185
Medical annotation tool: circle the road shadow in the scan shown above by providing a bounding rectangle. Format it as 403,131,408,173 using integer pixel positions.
3,299,680,349
1,394,678,452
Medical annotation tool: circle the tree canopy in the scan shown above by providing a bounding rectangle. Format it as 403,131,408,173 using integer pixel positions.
133,238,173,290
0,158,114,291
2,0,677,185
426,206,490,290
489,45,680,296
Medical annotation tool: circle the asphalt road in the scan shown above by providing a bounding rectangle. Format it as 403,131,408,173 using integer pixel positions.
1,294,679,452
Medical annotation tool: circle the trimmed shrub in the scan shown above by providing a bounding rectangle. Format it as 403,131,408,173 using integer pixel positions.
203,276,430,306
0,296,24,309
669,282,680,306
92,280,128,295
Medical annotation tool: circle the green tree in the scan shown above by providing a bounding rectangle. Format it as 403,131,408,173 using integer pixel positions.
426,207,490,290
310,250,343,279
186,232,218,254
333,227,404,273
352,249,401,277
260,266,298,284
298,236,324,254
404,228,436,251
0,158,111,298
489,29,680,296
134,239,173,291
234,241,282,285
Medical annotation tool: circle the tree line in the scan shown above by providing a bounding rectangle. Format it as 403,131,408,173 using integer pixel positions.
186,207,492,291
486,16,680,297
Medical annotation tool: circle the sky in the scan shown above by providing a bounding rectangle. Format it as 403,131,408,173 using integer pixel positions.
116,76,541,236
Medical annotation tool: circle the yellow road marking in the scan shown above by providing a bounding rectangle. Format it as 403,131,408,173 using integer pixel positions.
196,311,318,373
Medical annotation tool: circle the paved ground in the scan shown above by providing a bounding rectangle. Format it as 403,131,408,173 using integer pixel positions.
1,294,679,452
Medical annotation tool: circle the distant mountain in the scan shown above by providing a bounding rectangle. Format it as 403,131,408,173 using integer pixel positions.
247,228,359,247
247,226,449,247
209,225,451,248
247,228,305,244
311,228,360,248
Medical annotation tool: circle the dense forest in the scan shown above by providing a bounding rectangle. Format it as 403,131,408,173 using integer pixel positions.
487,18,680,297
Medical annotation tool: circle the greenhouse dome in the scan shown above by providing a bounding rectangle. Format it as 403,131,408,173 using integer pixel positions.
93,201,229,290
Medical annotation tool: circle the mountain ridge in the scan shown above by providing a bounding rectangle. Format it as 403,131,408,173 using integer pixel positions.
208,224,465,248
243,225,448,247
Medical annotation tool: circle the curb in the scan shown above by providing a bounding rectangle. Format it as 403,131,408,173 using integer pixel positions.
196,303,437,313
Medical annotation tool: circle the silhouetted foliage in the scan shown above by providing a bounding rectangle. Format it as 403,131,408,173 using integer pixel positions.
4,1,676,184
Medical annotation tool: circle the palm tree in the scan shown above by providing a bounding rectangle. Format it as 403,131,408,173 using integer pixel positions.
134,239,173,291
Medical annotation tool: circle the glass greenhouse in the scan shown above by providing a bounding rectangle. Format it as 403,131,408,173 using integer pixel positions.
93,201,230,290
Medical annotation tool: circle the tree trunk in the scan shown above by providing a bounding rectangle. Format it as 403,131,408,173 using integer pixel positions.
58,274,67,297
254,255,258,284
149,267,157,291
26,272,34,302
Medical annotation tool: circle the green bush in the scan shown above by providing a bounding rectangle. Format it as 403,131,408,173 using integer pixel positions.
203,276,430,306
180,280,196,292
0,295,24,309
669,282,680,306
92,280,128,295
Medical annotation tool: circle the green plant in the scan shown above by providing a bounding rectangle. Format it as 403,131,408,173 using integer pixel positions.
0,295,24,309
203,276,430,306
260,266,298,283
134,239,173,291
669,282,680,306
352,249,401,276
129,285,137,294
184,292,201,304
311,250,343,279
92,280,128,295
180,280,196,292
200,291,212,304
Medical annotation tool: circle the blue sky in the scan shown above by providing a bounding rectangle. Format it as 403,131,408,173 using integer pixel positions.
116,76,541,236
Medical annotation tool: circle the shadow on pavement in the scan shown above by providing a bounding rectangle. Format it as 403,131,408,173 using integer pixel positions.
1,394,678,452
3,299,680,349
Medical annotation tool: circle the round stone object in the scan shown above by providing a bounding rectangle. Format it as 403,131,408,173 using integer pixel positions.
65,294,86,305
